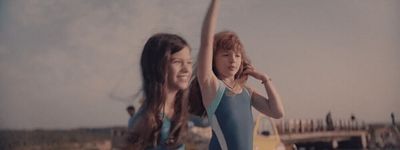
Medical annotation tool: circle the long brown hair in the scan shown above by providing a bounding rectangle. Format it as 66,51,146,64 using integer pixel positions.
127,33,190,149
189,31,250,117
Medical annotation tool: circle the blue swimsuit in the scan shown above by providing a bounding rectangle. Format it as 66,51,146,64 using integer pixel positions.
207,81,253,150
128,109,185,150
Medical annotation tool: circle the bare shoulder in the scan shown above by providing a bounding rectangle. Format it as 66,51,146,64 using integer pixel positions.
244,85,254,96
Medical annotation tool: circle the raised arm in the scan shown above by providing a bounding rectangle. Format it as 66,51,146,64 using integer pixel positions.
197,0,220,107
197,0,219,82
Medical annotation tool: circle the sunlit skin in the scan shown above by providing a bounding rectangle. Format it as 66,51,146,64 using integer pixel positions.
214,50,242,80
166,46,193,91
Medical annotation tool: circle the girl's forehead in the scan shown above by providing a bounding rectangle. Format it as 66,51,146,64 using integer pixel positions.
171,47,192,59
217,48,241,54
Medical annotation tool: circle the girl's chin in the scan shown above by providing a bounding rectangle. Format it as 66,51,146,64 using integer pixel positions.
177,84,189,90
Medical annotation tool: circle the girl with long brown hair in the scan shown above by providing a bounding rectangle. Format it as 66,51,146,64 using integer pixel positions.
127,33,192,150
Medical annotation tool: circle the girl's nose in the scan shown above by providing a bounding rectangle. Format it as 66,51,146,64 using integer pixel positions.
228,55,235,63
229,55,239,64
181,62,192,73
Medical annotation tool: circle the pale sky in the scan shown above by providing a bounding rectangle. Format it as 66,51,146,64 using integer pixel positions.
0,0,399,129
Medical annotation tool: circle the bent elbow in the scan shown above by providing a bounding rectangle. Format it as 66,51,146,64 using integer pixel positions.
272,111,284,119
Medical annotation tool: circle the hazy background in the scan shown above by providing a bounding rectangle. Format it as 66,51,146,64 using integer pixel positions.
0,0,399,129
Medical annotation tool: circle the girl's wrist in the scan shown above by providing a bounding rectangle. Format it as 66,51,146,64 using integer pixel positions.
261,76,272,84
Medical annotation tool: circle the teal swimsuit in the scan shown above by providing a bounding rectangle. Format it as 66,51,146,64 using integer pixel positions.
128,109,185,150
207,80,253,150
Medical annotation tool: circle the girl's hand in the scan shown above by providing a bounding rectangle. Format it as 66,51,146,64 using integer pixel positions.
242,64,271,83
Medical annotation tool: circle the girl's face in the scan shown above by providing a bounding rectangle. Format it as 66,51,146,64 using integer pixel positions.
214,49,242,79
166,46,193,91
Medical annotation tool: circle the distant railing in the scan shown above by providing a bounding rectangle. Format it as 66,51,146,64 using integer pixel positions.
276,119,368,134
272,118,369,149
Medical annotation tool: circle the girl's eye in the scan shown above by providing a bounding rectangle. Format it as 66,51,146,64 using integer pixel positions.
173,60,182,64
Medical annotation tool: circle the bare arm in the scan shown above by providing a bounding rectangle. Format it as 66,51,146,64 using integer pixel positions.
244,66,285,119
197,0,220,107
251,79,285,119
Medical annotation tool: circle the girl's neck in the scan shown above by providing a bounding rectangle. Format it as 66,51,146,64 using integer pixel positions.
221,77,235,83
221,77,237,90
